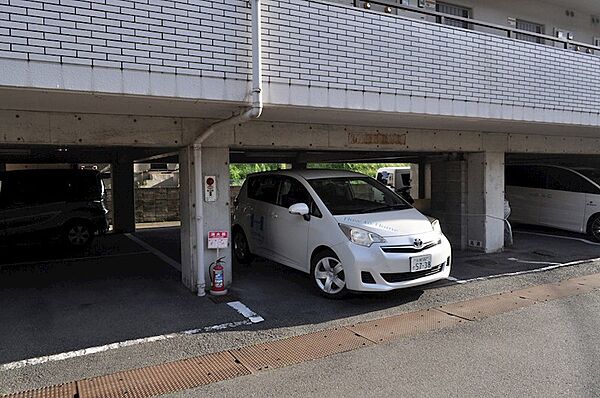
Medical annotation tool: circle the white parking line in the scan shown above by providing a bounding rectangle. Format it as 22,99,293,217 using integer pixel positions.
125,233,181,271
515,230,600,246
227,301,265,323
0,301,264,372
449,257,600,284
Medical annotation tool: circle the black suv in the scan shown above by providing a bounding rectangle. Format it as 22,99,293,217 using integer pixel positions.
0,169,108,248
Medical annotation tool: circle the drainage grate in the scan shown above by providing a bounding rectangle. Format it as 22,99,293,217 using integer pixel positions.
2,383,77,398
514,280,595,302
6,272,600,398
208,294,239,304
77,351,249,398
231,327,372,372
437,292,536,321
347,308,462,343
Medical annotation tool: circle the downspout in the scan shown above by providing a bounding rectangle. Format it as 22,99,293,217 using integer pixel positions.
193,0,263,296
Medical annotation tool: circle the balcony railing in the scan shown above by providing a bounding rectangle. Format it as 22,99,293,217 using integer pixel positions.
353,0,600,54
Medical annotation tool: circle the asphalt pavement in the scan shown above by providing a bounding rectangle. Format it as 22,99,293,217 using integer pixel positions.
172,289,600,398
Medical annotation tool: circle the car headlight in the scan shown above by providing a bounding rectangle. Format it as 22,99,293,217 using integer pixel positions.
428,217,442,234
338,224,386,247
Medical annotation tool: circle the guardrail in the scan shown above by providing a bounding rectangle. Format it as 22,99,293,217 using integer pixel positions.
354,0,600,54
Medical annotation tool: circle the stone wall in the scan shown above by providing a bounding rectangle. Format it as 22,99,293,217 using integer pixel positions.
105,187,180,224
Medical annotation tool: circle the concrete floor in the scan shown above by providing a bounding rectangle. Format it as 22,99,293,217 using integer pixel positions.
0,234,246,365
1,226,600,395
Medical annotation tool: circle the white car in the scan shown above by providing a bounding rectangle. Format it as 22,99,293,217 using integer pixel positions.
506,164,600,241
232,169,452,298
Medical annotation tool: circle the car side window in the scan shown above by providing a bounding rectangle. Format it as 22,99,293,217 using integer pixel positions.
247,175,279,204
506,165,547,189
546,167,599,194
277,177,322,217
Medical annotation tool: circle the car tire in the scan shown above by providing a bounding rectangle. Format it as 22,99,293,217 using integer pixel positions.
587,214,600,242
233,228,253,264
63,220,94,248
311,249,348,299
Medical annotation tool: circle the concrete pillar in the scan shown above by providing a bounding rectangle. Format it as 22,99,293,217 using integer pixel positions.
466,152,505,253
111,161,136,233
179,146,232,294
430,160,468,249
180,146,197,291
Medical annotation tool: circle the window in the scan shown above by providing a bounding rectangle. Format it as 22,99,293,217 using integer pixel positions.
505,165,547,189
516,19,545,44
436,2,472,29
247,175,279,204
309,177,410,216
546,167,600,194
277,177,322,217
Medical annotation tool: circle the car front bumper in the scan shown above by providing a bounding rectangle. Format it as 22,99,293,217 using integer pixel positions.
333,233,452,292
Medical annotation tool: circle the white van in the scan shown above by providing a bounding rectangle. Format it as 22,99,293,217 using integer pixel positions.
232,169,451,298
505,164,600,241
376,166,411,190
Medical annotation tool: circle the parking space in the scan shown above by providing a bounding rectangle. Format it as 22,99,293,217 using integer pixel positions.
1,224,599,369
0,234,248,366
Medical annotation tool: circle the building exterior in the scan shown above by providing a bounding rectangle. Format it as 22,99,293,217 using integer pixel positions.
1,0,600,293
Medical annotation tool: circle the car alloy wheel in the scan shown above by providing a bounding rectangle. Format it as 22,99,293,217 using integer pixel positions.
67,224,91,246
314,256,346,295
590,215,600,242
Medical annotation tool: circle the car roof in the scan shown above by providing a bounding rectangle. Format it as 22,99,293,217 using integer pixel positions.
247,169,367,180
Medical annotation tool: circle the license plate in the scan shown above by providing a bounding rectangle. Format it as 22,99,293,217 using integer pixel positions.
410,254,433,272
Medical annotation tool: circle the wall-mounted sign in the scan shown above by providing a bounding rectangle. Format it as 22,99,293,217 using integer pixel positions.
208,231,229,249
204,175,216,202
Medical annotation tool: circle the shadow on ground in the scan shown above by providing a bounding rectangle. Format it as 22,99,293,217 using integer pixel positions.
1,225,599,364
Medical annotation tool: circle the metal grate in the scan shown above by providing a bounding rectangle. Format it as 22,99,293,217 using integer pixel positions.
437,292,537,321
514,280,594,302
381,264,444,283
231,327,372,372
1,383,77,398
77,351,249,398
347,308,462,343
380,240,439,253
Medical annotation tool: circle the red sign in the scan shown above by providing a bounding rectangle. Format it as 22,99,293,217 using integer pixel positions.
208,231,229,249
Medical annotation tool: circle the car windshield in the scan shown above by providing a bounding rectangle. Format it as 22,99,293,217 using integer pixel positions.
308,177,411,215
575,168,600,185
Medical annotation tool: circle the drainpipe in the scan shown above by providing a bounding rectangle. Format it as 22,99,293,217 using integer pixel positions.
192,0,263,296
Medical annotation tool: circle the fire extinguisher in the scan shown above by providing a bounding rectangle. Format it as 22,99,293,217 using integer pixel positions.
209,256,228,296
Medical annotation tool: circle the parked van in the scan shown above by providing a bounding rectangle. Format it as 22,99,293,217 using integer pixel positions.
232,169,451,298
505,164,600,241
0,169,108,248
376,166,414,203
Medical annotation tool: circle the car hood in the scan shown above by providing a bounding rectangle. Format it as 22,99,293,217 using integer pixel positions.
334,208,434,237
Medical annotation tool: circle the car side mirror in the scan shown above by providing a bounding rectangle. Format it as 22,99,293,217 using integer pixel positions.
288,203,310,221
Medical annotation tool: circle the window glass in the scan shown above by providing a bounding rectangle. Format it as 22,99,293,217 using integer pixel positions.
247,175,279,204
506,165,547,189
277,177,322,217
573,168,600,193
436,1,472,29
516,19,545,44
309,177,410,215
546,167,600,194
